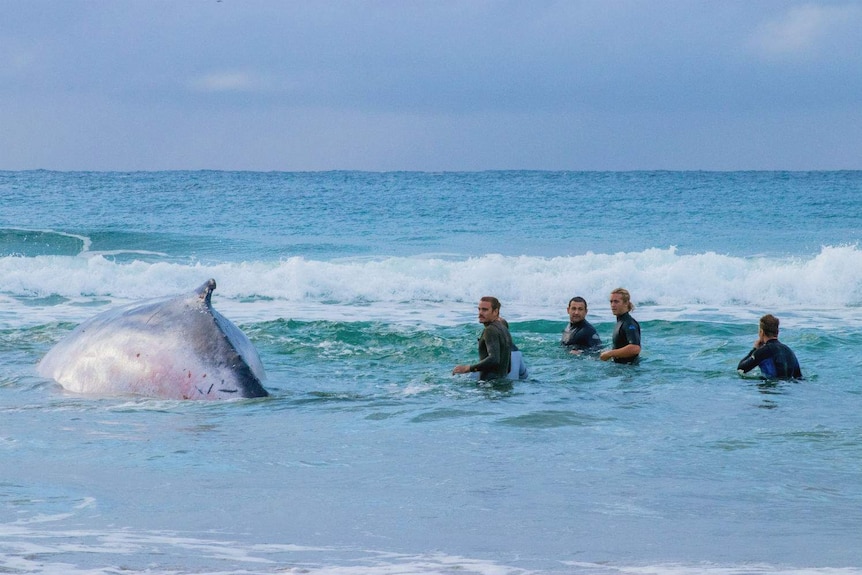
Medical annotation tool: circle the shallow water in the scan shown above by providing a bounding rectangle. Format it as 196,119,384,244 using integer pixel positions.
2,170,862,573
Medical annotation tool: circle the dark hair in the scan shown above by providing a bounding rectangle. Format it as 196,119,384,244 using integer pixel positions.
760,314,780,338
480,296,501,312
568,296,588,311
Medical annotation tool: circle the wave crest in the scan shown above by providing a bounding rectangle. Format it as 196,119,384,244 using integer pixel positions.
3,245,862,325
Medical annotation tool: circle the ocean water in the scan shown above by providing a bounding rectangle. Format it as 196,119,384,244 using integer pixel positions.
1,170,862,574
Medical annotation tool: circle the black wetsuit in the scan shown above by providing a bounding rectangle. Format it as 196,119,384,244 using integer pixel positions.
737,339,802,379
611,312,641,364
470,320,512,380
561,319,602,351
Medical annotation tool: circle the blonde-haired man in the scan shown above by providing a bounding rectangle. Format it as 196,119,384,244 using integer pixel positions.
600,288,641,364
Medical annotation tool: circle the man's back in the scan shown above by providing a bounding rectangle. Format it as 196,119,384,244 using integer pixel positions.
738,339,802,379
478,320,512,379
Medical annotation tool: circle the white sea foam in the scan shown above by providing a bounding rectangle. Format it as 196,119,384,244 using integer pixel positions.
2,245,862,327
2,522,860,575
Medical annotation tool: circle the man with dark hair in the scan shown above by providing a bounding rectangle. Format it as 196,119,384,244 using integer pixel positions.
561,296,602,353
600,287,641,364
737,314,802,379
452,296,513,380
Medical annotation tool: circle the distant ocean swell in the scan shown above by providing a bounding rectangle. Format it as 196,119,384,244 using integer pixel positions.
2,244,861,319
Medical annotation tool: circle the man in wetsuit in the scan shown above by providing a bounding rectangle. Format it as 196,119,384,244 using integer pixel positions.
561,296,602,354
737,314,802,379
452,296,512,380
600,287,641,364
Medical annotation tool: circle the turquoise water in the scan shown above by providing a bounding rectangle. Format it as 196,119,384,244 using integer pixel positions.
2,171,862,574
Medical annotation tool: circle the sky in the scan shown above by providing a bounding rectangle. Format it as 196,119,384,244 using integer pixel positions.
1,0,861,171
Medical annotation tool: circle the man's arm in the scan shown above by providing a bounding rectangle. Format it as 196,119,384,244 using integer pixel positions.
453,327,503,375
737,348,760,373
600,344,641,362
581,326,602,349
600,320,640,361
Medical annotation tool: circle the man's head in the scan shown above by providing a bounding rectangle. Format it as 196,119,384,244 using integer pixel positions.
567,297,588,323
478,296,501,325
609,288,634,316
759,314,780,338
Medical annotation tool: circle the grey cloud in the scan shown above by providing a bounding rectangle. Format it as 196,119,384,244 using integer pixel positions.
1,0,861,170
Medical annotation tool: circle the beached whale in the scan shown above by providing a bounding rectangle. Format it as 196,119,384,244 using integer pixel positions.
38,279,269,399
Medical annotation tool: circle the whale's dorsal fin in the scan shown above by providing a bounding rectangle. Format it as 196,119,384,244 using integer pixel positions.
195,278,217,306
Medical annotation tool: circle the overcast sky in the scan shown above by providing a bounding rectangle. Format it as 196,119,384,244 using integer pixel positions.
2,1,861,171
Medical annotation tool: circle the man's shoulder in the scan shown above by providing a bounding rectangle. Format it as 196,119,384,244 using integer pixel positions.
484,321,510,336
754,339,783,358
622,314,640,328
773,339,798,355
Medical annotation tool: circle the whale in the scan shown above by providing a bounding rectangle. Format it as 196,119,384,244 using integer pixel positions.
38,279,269,400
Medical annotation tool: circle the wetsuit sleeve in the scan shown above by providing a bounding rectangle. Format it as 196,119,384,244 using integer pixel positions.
622,319,641,347
737,348,760,373
585,325,602,349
